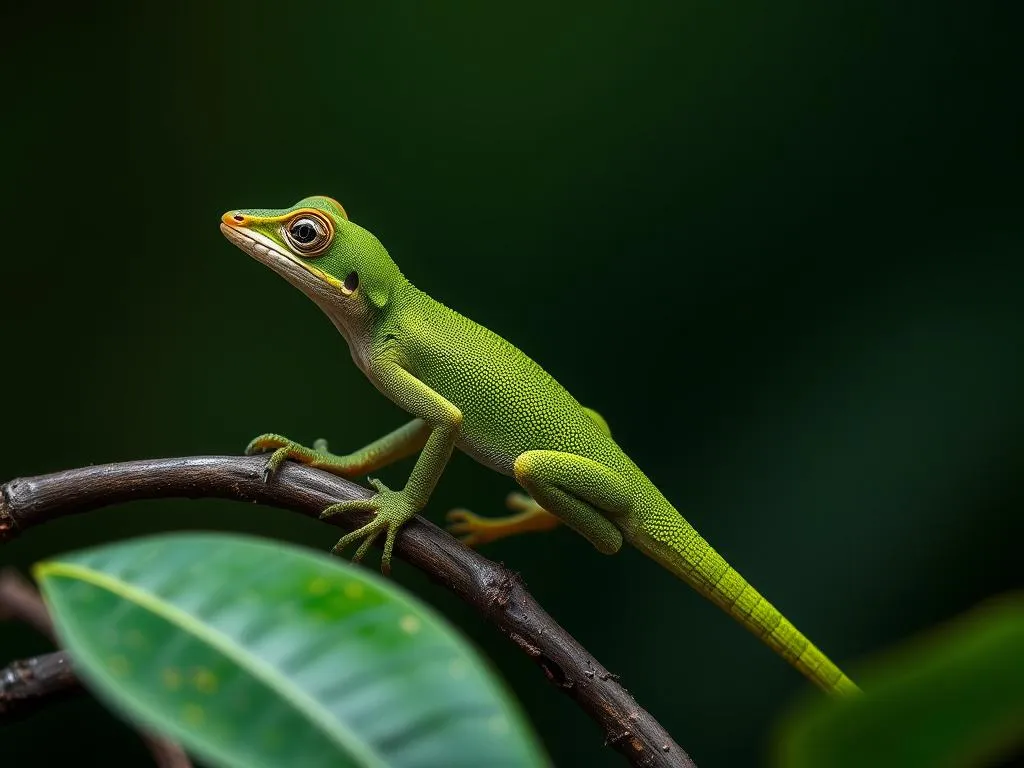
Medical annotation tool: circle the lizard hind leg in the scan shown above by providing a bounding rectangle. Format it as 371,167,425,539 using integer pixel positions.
445,405,617,548
512,450,632,555
446,493,560,547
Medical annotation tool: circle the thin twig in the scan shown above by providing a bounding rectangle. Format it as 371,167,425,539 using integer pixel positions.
138,733,194,768
0,567,193,767
0,455,694,767
0,568,54,638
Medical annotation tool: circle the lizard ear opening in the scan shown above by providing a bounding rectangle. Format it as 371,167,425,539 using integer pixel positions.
338,269,387,308
341,271,359,296
321,196,349,221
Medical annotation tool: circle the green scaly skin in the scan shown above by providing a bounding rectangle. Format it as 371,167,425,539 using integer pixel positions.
219,196,860,696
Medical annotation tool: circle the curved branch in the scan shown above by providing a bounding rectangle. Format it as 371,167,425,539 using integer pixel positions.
1,455,694,768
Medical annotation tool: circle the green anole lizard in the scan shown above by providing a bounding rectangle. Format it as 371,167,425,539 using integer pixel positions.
220,196,859,696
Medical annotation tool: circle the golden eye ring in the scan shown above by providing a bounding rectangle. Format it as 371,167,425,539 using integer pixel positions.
283,211,333,257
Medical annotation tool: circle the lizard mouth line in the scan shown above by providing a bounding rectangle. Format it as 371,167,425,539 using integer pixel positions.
219,223,293,265
218,223,343,290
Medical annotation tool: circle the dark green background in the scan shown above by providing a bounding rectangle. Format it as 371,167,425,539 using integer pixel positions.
2,2,1021,766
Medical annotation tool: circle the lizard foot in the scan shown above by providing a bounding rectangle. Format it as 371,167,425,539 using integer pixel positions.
445,492,559,547
321,478,417,576
244,433,327,482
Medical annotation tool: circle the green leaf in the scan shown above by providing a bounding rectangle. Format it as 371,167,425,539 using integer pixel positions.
34,531,549,768
773,593,1024,768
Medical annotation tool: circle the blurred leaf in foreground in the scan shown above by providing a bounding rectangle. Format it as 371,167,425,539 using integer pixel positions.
34,531,549,768
773,593,1024,768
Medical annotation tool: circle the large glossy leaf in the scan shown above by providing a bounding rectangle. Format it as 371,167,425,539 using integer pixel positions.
34,532,549,768
773,593,1024,768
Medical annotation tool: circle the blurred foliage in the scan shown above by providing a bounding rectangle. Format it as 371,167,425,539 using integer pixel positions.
1,1,1021,765
35,532,547,767
774,593,1024,768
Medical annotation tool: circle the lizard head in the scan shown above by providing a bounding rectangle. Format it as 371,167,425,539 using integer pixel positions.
220,195,403,339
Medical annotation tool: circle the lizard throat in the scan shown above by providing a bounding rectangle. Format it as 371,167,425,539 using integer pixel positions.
218,224,343,290
218,223,373,363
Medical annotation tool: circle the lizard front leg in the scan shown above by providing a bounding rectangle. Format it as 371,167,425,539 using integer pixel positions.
320,363,462,574
245,418,430,481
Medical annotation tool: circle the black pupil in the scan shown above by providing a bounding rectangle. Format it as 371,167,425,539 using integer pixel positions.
292,221,317,244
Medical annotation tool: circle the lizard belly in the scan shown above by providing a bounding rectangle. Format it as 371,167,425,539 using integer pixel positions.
455,429,518,477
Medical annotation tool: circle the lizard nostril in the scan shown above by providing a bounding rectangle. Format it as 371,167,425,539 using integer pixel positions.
232,214,245,222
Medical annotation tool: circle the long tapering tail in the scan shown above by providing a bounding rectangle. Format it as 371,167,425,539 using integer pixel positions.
622,510,860,696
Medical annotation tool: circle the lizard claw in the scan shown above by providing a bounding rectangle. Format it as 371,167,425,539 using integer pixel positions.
245,433,324,483
445,508,490,547
261,446,293,482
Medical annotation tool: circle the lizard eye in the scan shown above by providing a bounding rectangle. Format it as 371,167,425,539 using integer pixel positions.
284,213,332,256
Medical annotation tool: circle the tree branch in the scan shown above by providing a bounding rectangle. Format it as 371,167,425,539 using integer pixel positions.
1,455,694,767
